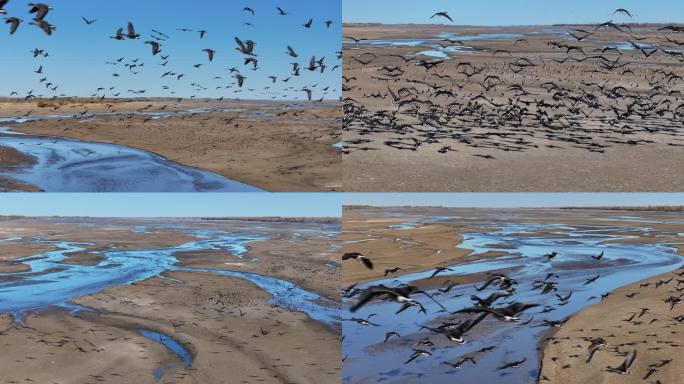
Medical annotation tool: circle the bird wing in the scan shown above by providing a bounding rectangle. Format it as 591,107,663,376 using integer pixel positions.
235,37,246,51
621,350,637,369
350,286,397,312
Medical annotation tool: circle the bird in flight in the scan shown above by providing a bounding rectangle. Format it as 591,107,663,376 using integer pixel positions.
342,252,373,269
613,8,633,18
5,16,21,34
431,12,454,23
202,48,215,62
81,16,96,25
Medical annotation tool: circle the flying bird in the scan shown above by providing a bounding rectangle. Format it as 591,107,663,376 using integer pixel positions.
431,12,454,23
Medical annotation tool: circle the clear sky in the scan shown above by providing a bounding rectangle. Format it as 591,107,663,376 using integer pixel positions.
0,193,341,217
344,0,684,25
343,193,684,208
1,0,341,100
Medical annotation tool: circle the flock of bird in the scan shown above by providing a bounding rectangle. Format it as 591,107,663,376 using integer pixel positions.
342,243,684,381
343,9,684,157
3,1,339,102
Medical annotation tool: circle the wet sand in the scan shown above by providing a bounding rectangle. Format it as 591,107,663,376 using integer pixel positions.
540,267,684,383
343,24,684,191
0,217,341,384
0,99,341,191
342,208,504,285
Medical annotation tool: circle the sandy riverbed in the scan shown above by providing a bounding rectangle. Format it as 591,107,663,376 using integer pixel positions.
0,99,341,191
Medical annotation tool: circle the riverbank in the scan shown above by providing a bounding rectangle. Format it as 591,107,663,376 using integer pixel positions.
0,99,341,191
539,259,684,383
0,217,341,383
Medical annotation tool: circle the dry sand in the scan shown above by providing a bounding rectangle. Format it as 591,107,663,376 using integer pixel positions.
344,209,473,285
343,24,684,191
0,99,341,191
539,266,684,384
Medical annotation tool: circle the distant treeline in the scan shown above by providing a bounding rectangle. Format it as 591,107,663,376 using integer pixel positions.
344,205,444,210
343,22,676,27
561,206,684,212
201,217,340,223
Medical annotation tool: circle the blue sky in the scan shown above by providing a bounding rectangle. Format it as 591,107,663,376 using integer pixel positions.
0,193,341,217
344,0,684,25
1,0,340,100
343,193,684,208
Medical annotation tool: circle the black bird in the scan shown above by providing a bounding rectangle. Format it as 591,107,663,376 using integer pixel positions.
81,17,96,25
498,357,527,370
235,37,256,56
286,46,298,58
612,8,633,18
276,7,288,16
383,331,400,343
442,356,477,369
592,251,604,260
145,41,161,55
303,18,313,28
125,22,139,39
584,274,600,285
405,349,431,364
420,313,487,343
0,0,7,15
202,48,215,62
431,12,454,23
606,350,636,374
453,302,540,322
428,266,453,278
28,3,51,21
470,291,511,307
30,19,53,35
351,284,445,313
586,337,607,362
5,17,21,34
384,267,403,276
342,252,373,269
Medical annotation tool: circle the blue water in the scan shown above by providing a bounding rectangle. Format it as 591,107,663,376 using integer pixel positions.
0,232,339,326
343,33,521,47
343,217,683,384
139,329,192,379
0,109,262,192
0,134,262,192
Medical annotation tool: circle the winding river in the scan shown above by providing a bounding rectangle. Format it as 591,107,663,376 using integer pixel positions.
0,110,262,192
0,231,339,326
342,215,683,384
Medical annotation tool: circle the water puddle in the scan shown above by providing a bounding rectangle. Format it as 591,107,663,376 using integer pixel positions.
139,329,192,380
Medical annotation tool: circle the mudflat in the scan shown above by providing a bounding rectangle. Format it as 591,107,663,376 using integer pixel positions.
343,24,684,191
0,217,341,384
0,99,341,191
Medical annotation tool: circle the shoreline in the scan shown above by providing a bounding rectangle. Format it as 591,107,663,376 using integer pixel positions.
0,99,341,192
